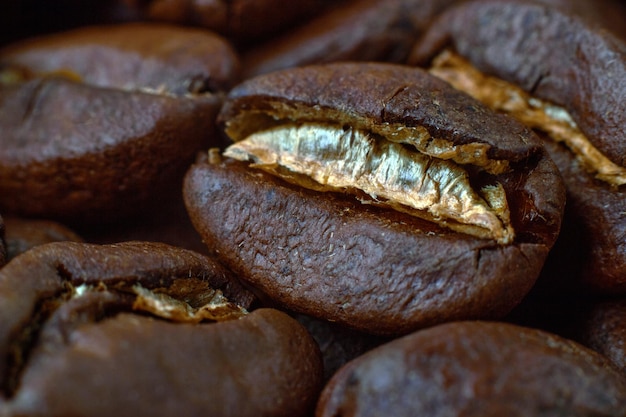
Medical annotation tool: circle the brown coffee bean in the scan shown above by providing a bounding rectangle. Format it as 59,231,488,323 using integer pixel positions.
411,0,626,171
0,241,323,417
184,62,565,336
409,0,626,293
316,321,626,417
0,23,240,227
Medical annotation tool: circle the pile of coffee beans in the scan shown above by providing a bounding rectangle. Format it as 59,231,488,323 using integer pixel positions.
1,1,624,415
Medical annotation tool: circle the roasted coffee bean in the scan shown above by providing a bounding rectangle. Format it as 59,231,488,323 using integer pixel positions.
0,23,239,226
409,0,626,293
3,216,83,261
0,241,322,417
316,321,626,417
184,62,565,336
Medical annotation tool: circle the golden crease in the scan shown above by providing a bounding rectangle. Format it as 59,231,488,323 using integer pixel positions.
224,123,514,244
0,66,83,85
132,285,248,323
71,282,248,323
224,107,510,176
368,123,510,175
429,50,626,187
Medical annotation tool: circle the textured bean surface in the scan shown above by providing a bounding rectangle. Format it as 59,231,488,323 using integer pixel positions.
317,321,626,417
